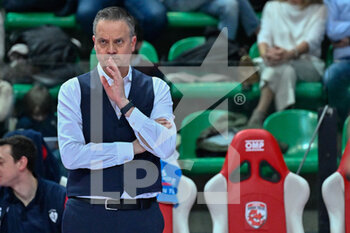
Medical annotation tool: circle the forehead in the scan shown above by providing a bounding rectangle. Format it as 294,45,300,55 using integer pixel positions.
0,145,12,160
95,20,131,38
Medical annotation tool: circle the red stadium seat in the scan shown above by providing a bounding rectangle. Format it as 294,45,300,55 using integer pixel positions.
322,141,350,233
159,175,197,233
160,203,173,233
204,129,309,233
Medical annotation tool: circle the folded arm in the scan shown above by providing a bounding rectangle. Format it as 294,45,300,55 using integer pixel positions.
325,0,350,42
126,78,177,160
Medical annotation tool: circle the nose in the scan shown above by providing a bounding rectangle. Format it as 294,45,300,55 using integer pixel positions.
107,43,117,54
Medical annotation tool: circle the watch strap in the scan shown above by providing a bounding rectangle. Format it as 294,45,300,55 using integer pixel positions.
120,101,134,115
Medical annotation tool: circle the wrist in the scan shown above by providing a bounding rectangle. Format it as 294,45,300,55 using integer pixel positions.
120,100,134,117
291,48,299,59
117,98,129,109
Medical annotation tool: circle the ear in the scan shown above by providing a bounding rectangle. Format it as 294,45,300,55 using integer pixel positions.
135,41,143,53
92,35,97,51
131,36,137,53
17,156,28,171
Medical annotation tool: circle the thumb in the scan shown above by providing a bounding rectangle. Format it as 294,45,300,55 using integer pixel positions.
100,75,110,89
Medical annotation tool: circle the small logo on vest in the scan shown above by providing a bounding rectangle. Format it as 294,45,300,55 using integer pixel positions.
48,209,58,223
245,140,264,152
245,201,267,229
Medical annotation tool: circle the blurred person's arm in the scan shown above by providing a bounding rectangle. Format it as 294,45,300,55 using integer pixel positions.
257,3,280,66
257,3,274,53
303,5,327,54
0,81,13,122
324,0,350,42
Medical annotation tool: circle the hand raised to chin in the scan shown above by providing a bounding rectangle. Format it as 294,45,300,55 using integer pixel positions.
100,57,129,109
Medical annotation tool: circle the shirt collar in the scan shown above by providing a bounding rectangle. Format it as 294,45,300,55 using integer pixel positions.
4,178,42,206
97,63,132,85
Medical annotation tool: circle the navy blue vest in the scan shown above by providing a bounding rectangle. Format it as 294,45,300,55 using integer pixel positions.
66,67,162,198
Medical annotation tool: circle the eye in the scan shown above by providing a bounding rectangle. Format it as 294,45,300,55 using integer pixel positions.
99,39,107,45
116,39,123,45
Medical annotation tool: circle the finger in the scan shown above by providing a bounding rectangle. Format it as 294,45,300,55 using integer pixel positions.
106,65,116,77
164,123,172,129
100,75,110,89
156,119,170,124
155,118,167,123
159,122,171,129
107,58,122,80
106,58,118,75
156,120,168,125
155,119,172,129
161,121,172,128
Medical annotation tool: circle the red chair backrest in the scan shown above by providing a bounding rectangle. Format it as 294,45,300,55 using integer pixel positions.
336,142,350,233
159,203,173,233
220,129,290,232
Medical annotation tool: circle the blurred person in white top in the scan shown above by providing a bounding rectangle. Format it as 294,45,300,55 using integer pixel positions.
247,0,326,128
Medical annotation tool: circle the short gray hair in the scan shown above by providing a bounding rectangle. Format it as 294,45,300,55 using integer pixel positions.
93,6,136,37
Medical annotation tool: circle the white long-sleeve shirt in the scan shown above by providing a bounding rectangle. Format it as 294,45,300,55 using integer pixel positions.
58,64,177,171
258,1,327,57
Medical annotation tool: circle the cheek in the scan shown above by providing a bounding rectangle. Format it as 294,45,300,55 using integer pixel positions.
0,166,13,181
95,45,104,54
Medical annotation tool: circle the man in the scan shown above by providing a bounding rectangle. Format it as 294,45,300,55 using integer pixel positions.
0,135,66,233
323,0,350,122
58,7,176,233
0,80,12,136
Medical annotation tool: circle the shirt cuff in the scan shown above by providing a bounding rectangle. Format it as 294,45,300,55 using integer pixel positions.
126,107,148,132
116,142,134,163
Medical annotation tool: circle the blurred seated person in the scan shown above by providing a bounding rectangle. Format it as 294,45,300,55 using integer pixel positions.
131,21,165,80
162,0,260,41
16,85,57,137
0,80,13,137
5,129,63,183
247,0,326,128
76,0,167,41
2,0,76,16
0,10,4,62
248,0,269,11
323,0,350,122
0,135,66,233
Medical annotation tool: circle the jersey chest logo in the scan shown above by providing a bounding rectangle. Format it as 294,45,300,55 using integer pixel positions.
48,209,58,223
